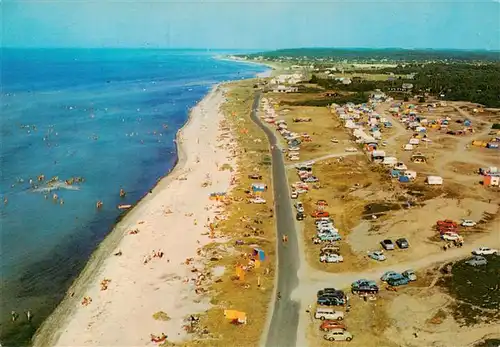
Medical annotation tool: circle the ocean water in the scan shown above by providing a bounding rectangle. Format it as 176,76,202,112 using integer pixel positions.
0,48,268,345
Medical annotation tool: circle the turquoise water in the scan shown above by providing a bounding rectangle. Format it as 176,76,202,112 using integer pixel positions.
0,49,268,345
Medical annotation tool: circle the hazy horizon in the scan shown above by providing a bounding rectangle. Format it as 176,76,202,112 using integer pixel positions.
3,0,500,50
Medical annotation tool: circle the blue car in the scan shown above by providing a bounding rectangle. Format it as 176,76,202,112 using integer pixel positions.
387,276,410,286
318,233,342,242
380,271,403,282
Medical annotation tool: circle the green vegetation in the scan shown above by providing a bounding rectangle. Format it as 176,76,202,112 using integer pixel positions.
439,255,500,326
306,61,500,107
279,92,369,107
240,48,500,63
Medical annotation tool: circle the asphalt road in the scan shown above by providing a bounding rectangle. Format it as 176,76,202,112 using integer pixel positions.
250,92,300,347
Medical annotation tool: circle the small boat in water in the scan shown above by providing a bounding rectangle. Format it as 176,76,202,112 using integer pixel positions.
118,204,132,210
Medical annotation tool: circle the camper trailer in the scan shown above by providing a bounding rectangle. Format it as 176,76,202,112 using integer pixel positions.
382,157,398,167
426,176,443,185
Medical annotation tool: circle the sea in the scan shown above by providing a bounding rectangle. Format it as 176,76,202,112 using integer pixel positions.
0,48,268,346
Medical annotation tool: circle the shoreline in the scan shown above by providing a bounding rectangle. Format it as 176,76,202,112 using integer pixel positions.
214,55,276,77
32,84,230,346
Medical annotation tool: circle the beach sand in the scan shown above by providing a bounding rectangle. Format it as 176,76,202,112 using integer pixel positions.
33,85,237,346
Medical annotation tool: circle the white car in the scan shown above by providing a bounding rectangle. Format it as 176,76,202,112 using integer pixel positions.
288,146,300,151
441,232,461,241
320,254,344,263
289,156,300,161
345,147,358,152
368,250,386,261
472,247,498,256
461,219,477,227
331,138,339,143
249,197,266,204
290,191,298,199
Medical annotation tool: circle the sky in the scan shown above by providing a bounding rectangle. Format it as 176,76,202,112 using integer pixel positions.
2,0,500,50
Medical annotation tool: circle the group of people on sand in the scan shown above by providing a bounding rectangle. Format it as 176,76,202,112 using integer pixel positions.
81,296,92,306
150,333,167,343
100,278,111,291
143,249,164,264
10,310,32,322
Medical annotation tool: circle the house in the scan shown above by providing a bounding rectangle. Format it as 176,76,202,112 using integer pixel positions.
484,175,500,186
402,83,414,91
272,85,298,93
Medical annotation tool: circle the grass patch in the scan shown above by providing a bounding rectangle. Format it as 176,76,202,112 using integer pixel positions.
152,311,171,321
438,255,500,326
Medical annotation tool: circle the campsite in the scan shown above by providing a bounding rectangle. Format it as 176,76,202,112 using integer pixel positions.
259,77,500,346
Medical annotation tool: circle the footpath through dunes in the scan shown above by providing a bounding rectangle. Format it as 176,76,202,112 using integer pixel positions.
33,86,240,347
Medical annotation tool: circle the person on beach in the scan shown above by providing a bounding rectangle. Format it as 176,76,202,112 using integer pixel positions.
11,311,18,322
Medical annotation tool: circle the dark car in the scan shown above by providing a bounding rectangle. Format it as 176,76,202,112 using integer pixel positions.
317,296,345,306
396,238,409,249
248,174,262,180
317,288,338,296
296,212,305,221
380,239,395,250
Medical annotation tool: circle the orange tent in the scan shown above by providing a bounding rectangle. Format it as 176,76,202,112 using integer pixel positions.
235,265,245,280
224,310,247,324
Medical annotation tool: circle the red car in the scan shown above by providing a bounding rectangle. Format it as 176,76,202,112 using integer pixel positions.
436,219,458,228
320,320,347,332
311,211,330,218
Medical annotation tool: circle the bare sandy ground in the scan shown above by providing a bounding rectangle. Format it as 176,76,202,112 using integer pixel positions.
33,85,237,346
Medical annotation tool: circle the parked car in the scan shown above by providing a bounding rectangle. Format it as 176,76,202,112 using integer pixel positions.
324,329,353,342
295,202,304,213
288,146,300,151
465,256,488,266
320,254,344,263
380,239,395,250
296,212,305,221
249,197,266,204
321,245,340,254
314,217,333,225
290,191,298,199
317,295,346,306
368,250,386,261
345,147,358,152
387,276,410,287
315,308,344,321
289,156,300,161
317,289,345,300
441,232,461,241
437,219,458,228
472,247,498,256
461,219,477,227
320,320,346,332
317,233,342,242
304,176,319,183
396,238,409,249
351,280,378,294
402,269,417,281
317,288,339,297
331,138,339,143
312,211,330,218
248,174,262,180
381,271,402,282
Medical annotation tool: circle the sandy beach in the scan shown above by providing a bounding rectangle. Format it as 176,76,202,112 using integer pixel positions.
34,84,238,346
